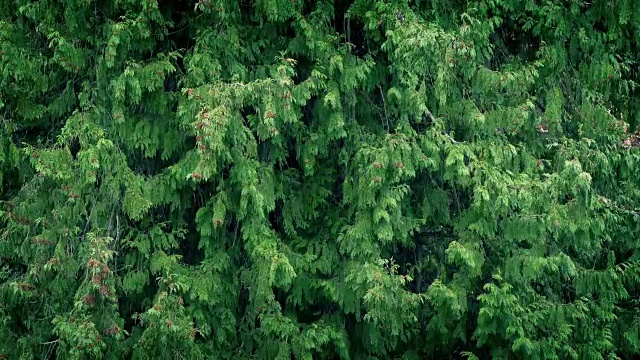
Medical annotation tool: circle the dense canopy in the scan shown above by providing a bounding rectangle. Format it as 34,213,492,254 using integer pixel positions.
1,0,640,359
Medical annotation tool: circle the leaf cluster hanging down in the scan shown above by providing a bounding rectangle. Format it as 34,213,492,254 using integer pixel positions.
1,0,640,359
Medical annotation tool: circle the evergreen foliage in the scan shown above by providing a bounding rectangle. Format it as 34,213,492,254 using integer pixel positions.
1,0,640,359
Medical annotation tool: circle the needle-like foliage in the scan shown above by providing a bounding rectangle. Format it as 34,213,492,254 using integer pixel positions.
1,1,640,359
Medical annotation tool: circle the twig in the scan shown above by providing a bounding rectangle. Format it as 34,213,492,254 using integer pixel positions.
232,220,240,248
442,132,462,144
358,90,385,120
378,86,390,132
116,213,120,243
82,201,97,242
42,338,58,360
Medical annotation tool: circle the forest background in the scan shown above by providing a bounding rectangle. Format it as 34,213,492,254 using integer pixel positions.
1,0,640,359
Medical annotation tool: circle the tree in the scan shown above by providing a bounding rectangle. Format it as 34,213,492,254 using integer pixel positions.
1,0,639,359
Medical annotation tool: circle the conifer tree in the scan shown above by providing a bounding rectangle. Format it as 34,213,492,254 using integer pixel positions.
1,0,640,359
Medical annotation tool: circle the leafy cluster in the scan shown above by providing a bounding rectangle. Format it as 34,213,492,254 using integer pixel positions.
1,0,640,359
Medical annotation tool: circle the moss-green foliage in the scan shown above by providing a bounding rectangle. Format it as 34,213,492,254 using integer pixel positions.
1,0,640,359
